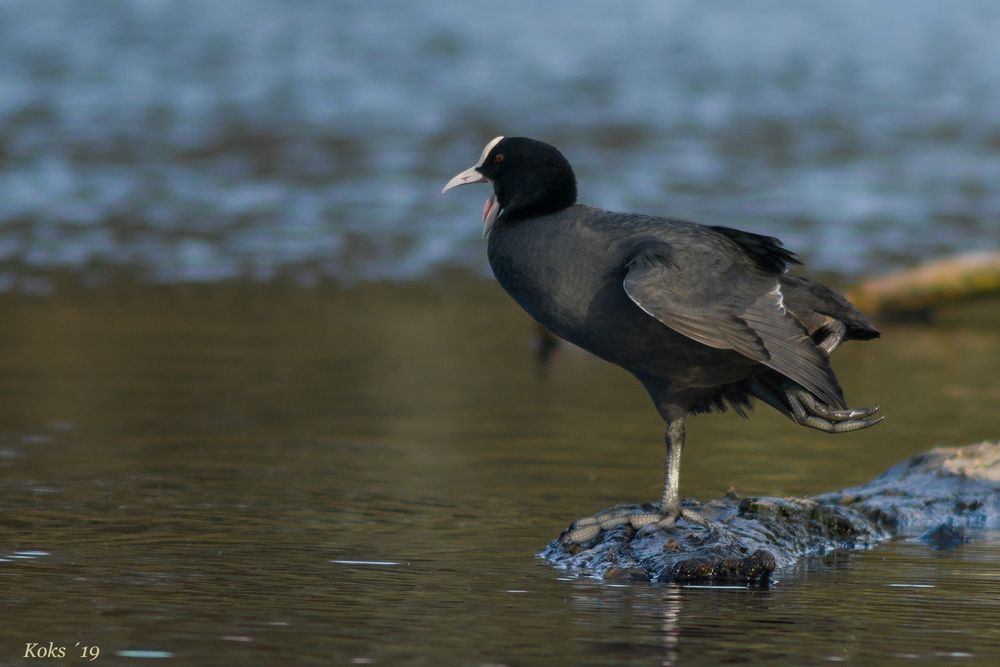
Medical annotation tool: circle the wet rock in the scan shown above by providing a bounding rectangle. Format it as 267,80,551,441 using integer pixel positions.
814,440,1000,531
540,441,999,584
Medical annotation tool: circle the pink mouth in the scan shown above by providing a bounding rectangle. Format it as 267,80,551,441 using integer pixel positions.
481,195,500,238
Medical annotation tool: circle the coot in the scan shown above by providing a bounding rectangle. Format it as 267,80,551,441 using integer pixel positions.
443,136,882,546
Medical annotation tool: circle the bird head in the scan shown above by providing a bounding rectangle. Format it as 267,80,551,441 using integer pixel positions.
442,136,577,237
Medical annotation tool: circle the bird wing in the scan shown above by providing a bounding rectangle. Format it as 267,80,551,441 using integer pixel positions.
622,241,846,408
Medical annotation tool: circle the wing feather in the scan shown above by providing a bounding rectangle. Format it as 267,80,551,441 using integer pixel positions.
623,241,845,408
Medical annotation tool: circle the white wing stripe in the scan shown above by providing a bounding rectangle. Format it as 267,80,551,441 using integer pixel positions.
768,283,786,315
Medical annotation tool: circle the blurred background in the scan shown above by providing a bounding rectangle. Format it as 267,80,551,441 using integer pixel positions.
1,1,998,665
0,0,998,290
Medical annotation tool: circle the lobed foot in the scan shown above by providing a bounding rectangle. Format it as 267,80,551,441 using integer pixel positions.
560,503,714,550
787,389,883,433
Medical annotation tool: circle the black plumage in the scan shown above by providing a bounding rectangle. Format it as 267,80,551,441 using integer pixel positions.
443,136,882,545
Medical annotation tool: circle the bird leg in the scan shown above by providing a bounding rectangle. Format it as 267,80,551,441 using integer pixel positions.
747,319,881,431
558,502,664,547
533,324,560,367
660,418,684,519
750,371,882,434
785,389,883,433
559,419,711,550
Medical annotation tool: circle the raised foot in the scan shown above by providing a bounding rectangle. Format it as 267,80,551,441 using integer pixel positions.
559,504,715,551
788,389,883,433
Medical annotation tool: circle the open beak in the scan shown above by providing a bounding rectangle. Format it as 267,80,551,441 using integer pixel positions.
441,165,487,193
480,195,500,238
442,136,504,193
442,163,500,238
443,136,505,237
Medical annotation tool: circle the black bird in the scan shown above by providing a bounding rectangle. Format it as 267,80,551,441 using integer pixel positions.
443,136,882,546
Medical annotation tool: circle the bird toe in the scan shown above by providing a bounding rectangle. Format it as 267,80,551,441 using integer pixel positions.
559,503,667,550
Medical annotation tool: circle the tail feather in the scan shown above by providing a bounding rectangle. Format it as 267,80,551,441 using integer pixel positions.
780,275,880,341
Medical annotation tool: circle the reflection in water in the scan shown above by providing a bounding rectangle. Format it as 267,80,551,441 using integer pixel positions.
661,586,681,667
2,280,996,664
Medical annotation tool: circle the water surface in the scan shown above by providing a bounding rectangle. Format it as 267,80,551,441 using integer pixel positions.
1,282,997,665
1,1,999,663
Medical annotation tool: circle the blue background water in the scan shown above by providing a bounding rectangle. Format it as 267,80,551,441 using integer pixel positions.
1,0,998,291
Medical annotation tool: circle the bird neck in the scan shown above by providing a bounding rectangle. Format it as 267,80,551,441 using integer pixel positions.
496,173,577,223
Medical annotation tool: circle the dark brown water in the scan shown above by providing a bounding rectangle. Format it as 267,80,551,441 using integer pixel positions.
1,280,998,665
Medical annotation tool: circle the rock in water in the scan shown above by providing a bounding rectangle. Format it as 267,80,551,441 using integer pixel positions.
539,441,1000,584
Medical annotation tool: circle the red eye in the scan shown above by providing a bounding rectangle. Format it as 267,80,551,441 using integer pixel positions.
495,153,504,163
